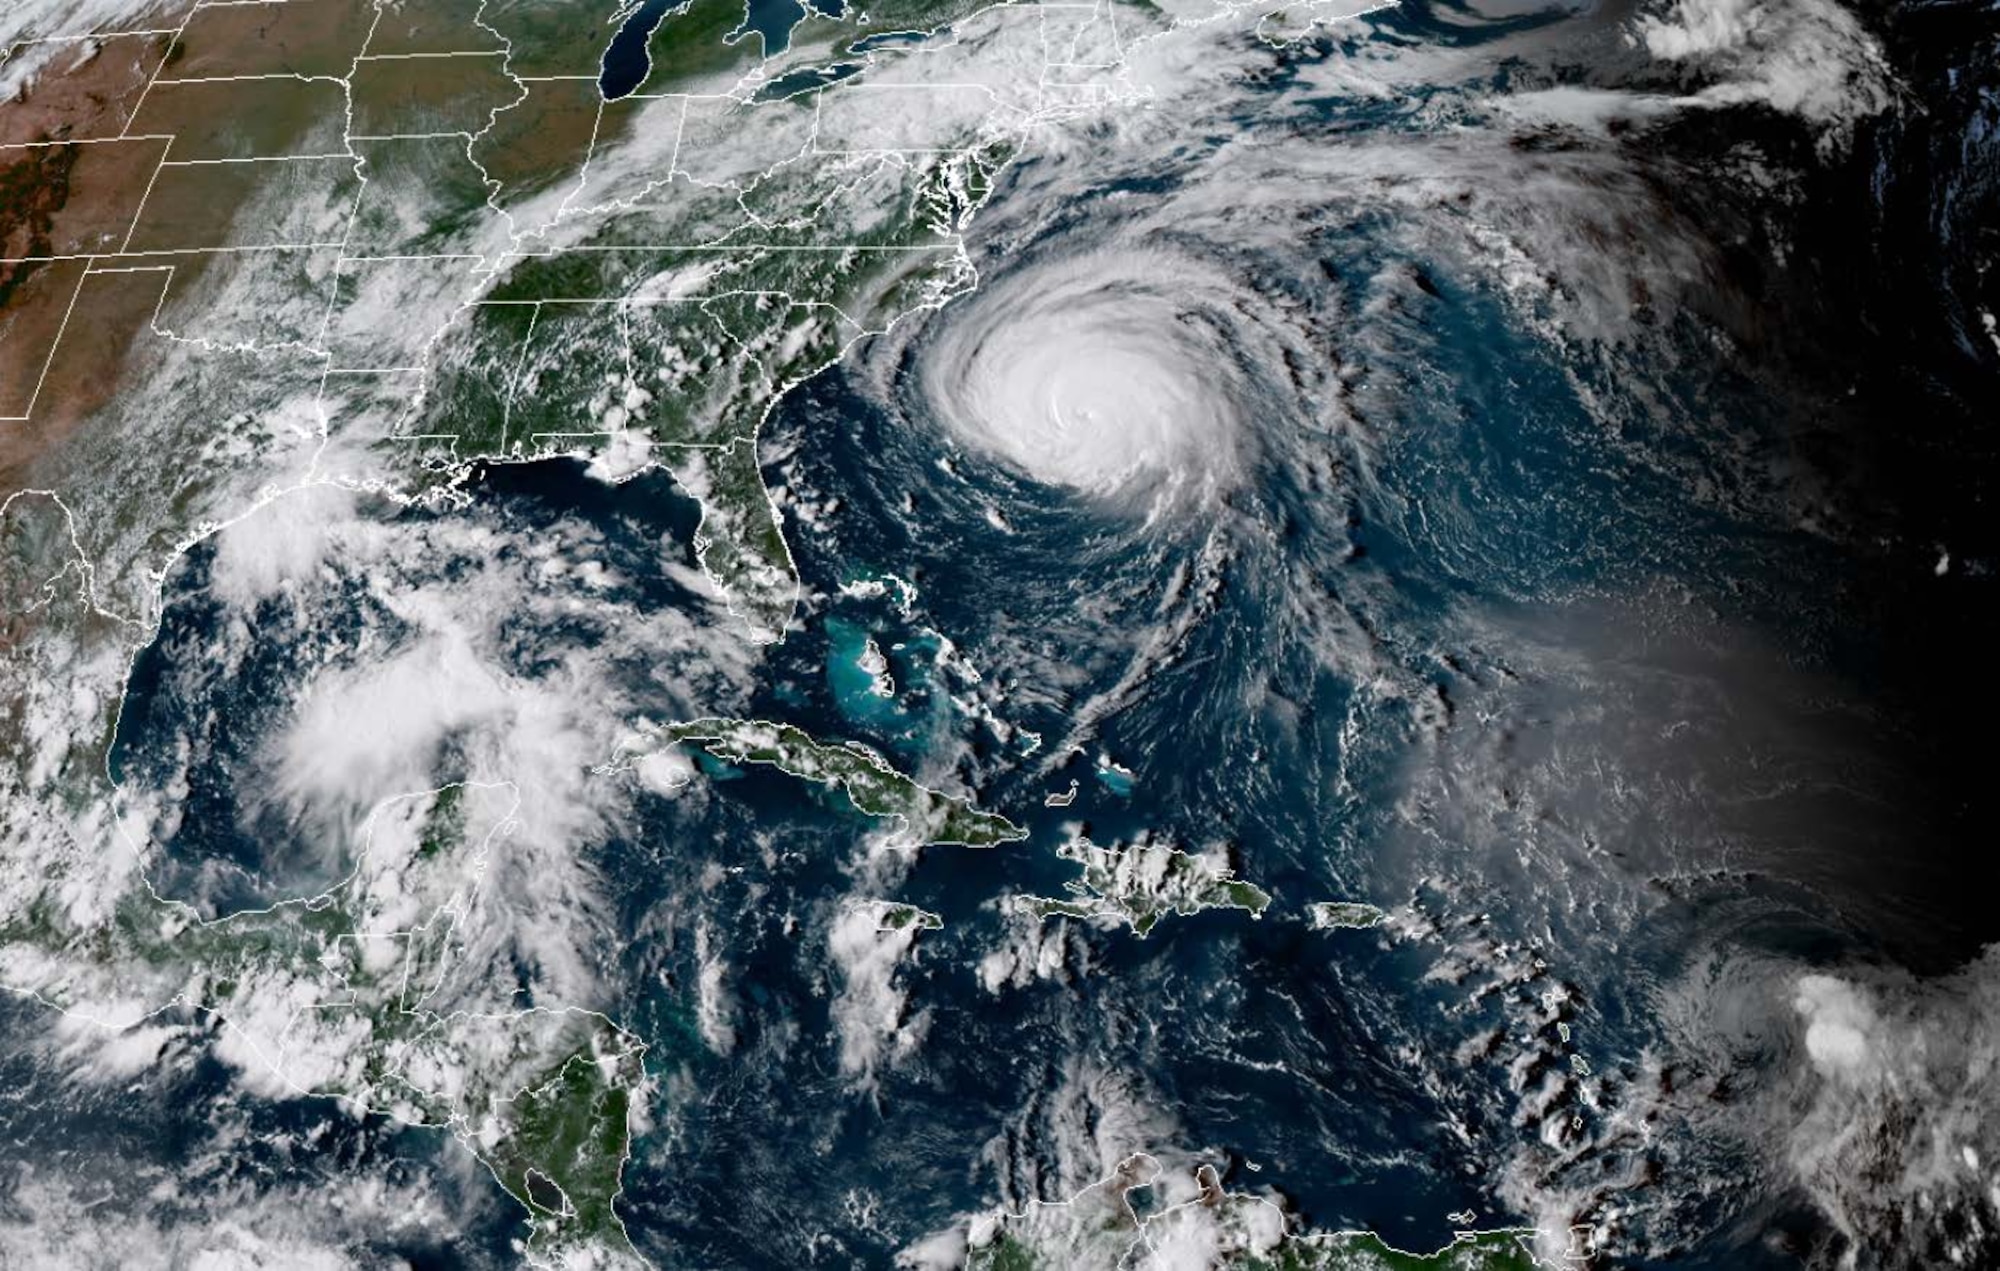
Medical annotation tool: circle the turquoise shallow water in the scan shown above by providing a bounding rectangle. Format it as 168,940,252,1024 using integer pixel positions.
19,0,2000,1265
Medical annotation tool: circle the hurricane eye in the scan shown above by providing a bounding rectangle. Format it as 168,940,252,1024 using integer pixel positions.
893,250,1280,509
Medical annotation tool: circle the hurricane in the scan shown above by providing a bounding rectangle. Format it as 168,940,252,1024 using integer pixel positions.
901,244,1299,510
827,0,2000,1261
0,0,1994,1267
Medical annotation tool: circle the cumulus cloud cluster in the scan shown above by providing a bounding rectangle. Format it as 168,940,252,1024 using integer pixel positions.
1633,942,2000,1266
826,899,934,1086
1783,953,2000,1265
1635,0,1892,136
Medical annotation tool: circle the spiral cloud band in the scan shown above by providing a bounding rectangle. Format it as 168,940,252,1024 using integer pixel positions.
900,242,1316,513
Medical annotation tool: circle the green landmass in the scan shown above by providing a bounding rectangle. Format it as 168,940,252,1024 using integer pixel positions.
965,1157,1565,1271
1254,1229,1545,1271
1016,837,1272,937
0,780,646,1266
876,903,945,932
662,717,1025,846
490,1045,646,1253
1307,900,1387,930
973,1229,1547,1270
404,103,1012,640
0,4,1166,1263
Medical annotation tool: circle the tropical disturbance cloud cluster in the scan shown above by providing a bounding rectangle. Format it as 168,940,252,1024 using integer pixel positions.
0,0,1994,1267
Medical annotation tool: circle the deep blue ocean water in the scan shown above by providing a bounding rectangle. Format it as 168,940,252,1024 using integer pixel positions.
46,1,2000,1265
101,82,1873,1271
89,275,1970,1269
